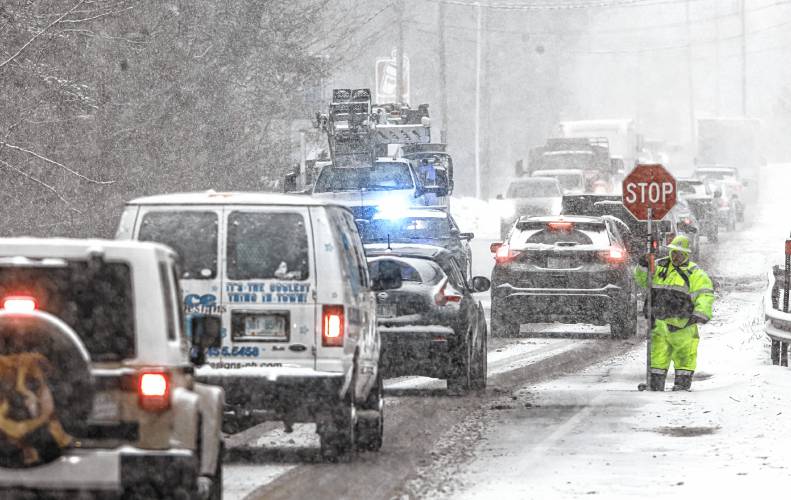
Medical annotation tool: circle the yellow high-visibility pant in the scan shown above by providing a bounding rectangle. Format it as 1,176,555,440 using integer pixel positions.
650,320,699,372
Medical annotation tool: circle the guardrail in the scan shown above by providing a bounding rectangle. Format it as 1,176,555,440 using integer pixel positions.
766,264,791,365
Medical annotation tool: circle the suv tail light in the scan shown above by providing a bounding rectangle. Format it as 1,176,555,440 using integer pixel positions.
600,245,627,265
138,371,170,412
547,221,574,232
2,296,37,313
435,281,462,306
494,244,522,264
322,305,344,347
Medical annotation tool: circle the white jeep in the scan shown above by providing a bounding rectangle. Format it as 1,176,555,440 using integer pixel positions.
0,238,224,499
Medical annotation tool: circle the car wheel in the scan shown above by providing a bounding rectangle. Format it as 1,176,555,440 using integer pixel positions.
319,379,357,461
470,322,488,391
611,296,637,339
447,336,471,396
355,371,384,452
491,304,519,337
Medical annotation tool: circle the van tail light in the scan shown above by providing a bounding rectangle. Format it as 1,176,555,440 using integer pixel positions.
435,280,462,306
494,244,522,264
600,245,627,265
138,371,170,412
2,296,37,313
322,305,345,347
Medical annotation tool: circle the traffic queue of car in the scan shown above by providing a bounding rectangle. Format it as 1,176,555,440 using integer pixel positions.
487,163,746,339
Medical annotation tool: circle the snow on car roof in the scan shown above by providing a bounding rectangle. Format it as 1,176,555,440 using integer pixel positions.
127,191,347,207
531,169,585,176
0,238,175,260
517,215,604,224
364,243,451,260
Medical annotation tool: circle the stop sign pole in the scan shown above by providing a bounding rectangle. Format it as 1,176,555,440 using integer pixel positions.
622,164,677,392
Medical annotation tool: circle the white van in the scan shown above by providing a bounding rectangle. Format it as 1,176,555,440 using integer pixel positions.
116,191,396,458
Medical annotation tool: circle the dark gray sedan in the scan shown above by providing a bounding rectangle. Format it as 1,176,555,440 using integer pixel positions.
365,244,490,395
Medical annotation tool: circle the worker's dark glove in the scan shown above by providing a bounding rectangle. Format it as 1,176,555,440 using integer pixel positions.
638,254,650,268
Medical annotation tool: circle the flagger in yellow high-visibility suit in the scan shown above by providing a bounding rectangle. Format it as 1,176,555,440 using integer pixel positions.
634,235,714,391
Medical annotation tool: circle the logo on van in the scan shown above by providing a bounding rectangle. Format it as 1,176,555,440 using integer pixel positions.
184,294,225,314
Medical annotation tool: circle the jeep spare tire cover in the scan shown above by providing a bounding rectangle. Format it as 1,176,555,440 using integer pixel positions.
0,312,93,468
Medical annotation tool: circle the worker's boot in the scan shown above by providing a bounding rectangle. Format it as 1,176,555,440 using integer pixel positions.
649,369,667,391
672,370,694,391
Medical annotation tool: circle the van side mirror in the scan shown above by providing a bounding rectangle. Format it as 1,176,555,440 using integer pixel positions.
188,314,222,366
459,232,475,241
470,276,491,293
370,260,403,291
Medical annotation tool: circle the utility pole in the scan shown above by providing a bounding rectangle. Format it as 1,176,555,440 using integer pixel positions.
438,1,449,143
685,0,696,148
396,0,405,104
740,0,748,116
474,1,482,199
714,0,720,115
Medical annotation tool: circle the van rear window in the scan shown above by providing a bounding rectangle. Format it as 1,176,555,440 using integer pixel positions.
138,211,218,280
227,212,310,280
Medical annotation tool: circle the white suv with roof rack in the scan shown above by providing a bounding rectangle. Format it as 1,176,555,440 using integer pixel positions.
0,238,224,499
117,192,397,459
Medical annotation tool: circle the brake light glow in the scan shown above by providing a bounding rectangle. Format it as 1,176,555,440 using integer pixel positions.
138,372,170,412
601,245,627,264
494,244,522,264
547,221,574,232
2,296,37,313
322,305,344,347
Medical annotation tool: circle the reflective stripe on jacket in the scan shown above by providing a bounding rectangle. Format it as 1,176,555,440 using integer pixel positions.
634,257,714,328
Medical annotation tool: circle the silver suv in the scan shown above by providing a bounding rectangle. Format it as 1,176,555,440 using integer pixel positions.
0,239,224,498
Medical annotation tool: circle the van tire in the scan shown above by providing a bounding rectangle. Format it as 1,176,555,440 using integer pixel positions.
355,372,384,452
319,378,357,461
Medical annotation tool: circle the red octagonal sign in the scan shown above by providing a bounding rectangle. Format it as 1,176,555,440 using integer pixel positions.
622,164,677,221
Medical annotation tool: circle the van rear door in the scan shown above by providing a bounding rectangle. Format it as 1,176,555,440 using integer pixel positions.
222,207,316,369
135,206,224,323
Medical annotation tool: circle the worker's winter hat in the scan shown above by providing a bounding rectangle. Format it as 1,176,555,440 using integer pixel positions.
667,235,691,254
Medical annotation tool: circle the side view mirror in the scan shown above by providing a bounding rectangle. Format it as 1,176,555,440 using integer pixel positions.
490,242,503,253
188,314,222,366
459,232,475,241
370,260,403,291
470,276,491,293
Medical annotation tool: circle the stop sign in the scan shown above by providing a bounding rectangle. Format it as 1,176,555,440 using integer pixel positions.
622,164,677,221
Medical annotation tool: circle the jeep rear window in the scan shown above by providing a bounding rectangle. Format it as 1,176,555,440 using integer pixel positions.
0,262,135,361
138,211,218,280
227,211,310,280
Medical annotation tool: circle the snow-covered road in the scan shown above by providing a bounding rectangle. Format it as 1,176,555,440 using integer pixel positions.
423,164,791,499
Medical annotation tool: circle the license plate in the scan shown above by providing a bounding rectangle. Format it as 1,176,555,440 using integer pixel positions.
546,256,571,269
377,303,397,318
243,315,287,339
90,392,119,421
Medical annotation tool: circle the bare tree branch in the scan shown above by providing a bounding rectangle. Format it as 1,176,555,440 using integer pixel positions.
59,6,134,24
0,159,81,213
1,142,114,184
0,0,86,70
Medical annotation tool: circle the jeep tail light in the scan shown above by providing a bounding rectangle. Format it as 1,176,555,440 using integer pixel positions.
139,371,170,412
322,305,344,347
435,281,462,306
2,296,37,313
495,244,522,264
